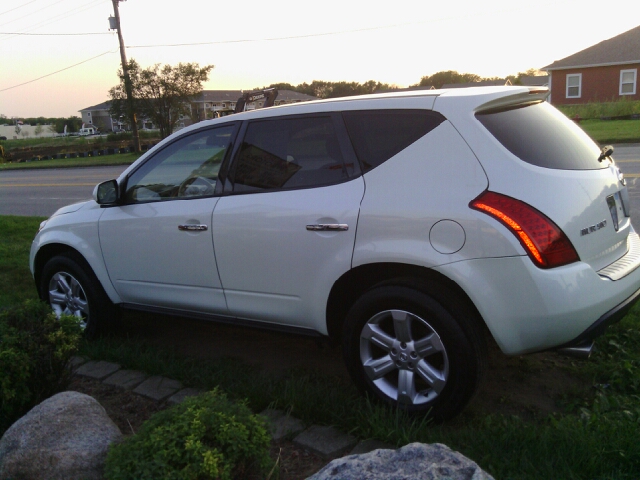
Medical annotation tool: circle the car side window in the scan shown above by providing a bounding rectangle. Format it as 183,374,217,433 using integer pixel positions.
229,116,353,192
124,124,236,203
342,110,445,173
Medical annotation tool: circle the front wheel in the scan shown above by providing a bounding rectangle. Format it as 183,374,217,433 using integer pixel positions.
342,284,486,421
40,252,117,339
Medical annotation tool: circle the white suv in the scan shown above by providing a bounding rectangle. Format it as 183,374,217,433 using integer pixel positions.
31,86,640,420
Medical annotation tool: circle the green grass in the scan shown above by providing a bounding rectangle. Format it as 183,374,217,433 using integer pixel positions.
557,99,640,121
0,216,45,307
579,119,640,145
3,214,640,478
0,152,140,170
78,312,640,479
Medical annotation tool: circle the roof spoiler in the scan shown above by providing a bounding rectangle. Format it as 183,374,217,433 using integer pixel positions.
474,87,550,114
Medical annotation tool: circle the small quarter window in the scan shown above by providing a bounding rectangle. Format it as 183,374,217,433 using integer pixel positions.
230,116,353,192
342,110,445,173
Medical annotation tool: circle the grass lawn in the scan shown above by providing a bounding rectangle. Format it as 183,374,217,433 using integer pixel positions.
2,214,640,478
0,152,141,171
579,119,640,145
0,216,45,306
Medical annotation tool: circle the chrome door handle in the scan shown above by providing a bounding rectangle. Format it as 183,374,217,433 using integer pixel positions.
178,224,208,231
306,224,349,231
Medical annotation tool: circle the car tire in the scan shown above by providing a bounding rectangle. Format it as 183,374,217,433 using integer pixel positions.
39,252,118,339
342,282,486,421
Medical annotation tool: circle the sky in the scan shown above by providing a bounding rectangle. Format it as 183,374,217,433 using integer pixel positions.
0,0,638,118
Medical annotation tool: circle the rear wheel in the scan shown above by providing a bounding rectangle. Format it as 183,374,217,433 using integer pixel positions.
342,283,485,420
40,252,118,339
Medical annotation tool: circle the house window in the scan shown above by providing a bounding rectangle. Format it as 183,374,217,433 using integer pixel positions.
566,74,581,98
87,112,91,117
620,69,637,95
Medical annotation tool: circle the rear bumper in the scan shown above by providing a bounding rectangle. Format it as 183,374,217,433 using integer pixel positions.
557,284,640,349
434,249,640,355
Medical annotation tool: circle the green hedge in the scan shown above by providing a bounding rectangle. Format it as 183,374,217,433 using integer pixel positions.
0,301,82,433
105,388,273,480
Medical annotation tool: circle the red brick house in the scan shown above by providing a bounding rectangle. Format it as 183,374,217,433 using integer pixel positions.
543,25,640,105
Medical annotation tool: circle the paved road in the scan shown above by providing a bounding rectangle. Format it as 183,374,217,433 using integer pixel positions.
611,144,640,227
0,166,127,217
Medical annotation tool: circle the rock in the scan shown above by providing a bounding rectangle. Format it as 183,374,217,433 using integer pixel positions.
0,391,122,480
307,442,494,480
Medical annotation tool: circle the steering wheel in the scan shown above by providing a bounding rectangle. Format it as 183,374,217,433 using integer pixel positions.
178,176,215,197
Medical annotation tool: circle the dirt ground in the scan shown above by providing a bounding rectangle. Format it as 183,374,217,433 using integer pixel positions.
71,311,593,479
120,310,590,419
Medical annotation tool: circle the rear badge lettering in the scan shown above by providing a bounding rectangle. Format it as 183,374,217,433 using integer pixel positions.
580,220,607,236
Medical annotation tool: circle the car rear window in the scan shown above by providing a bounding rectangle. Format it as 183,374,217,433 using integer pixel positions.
342,110,445,173
476,101,605,170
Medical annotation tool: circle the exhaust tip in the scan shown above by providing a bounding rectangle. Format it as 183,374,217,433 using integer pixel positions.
557,340,594,359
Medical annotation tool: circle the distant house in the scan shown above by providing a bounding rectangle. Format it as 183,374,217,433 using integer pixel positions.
543,25,640,105
519,75,549,87
79,101,116,132
79,90,318,132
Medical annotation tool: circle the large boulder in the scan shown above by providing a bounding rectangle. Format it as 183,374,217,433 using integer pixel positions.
0,391,122,480
307,442,494,480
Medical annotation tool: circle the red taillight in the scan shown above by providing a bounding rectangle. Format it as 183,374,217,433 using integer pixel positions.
470,191,579,269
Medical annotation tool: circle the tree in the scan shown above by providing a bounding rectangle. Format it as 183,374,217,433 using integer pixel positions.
34,124,43,137
264,80,396,99
416,71,481,89
109,60,214,139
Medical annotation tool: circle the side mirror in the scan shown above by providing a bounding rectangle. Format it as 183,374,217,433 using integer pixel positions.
93,179,119,205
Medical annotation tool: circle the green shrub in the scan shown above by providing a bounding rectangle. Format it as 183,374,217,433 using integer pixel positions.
0,300,83,433
558,99,640,120
105,388,273,480
106,131,159,142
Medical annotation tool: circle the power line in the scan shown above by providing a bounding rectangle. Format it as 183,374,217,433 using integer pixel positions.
0,0,66,28
0,0,107,40
126,23,415,49
0,0,40,17
0,49,116,93
0,31,111,36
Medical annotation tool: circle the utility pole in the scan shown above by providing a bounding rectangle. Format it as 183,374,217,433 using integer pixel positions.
110,0,140,152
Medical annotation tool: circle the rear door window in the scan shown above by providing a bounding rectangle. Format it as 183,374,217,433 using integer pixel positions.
229,115,356,192
342,110,445,173
476,101,605,170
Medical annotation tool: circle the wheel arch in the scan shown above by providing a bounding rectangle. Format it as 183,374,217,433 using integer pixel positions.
326,262,487,343
33,243,120,304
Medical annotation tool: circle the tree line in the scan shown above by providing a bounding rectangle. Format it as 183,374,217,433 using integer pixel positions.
0,115,83,134
262,69,544,99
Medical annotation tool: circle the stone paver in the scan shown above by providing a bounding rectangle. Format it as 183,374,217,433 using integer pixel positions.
71,362,370,465
133,375,183,401
74,361,121,381
294,425,357,459
261,409,306,441
68,356,88,371
167,388,203,405
103,369,148,390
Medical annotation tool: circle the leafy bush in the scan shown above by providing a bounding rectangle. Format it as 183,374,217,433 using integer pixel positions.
0,300,82,433
105,388,272,480
558,99,640,120
106,130,159,142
